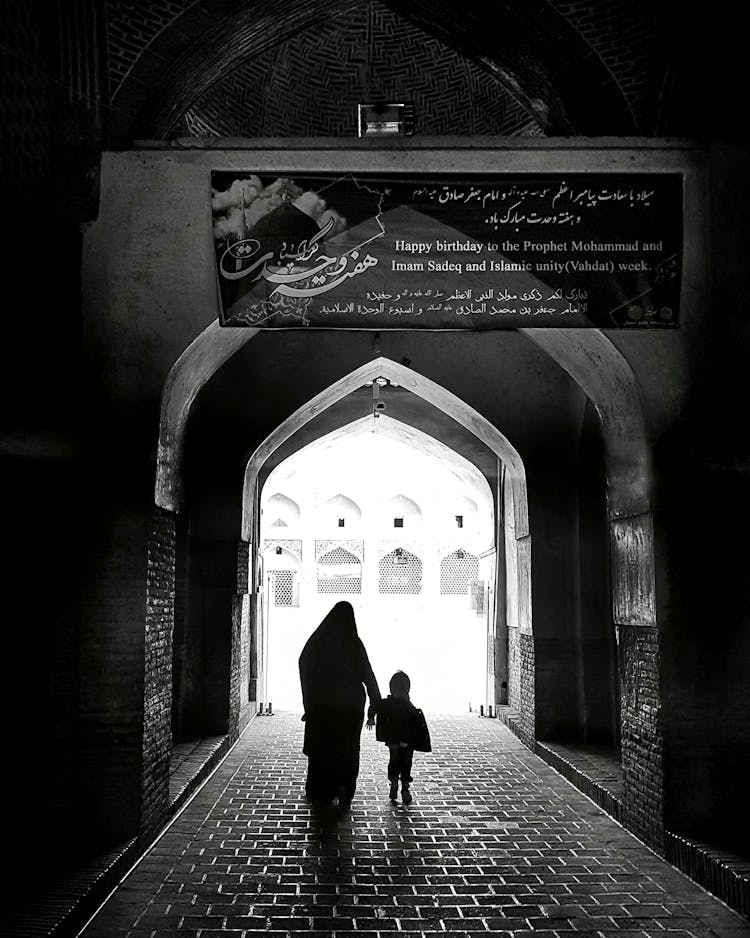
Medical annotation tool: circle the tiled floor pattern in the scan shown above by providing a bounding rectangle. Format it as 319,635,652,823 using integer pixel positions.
80,713,750,938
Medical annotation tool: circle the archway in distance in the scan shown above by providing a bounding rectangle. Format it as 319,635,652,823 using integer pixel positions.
259,414,497,713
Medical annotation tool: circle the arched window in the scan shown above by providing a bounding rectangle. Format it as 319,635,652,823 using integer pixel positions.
263,544,301,607
440,549,479,595
317,546,362,593
319,494,362,529
449,496,478,531
272,569,297,606
266,493,300,526
379,548,422,594
384,494,422,530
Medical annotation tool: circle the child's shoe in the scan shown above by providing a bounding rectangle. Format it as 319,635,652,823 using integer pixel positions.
401,785,412,805
389,780,398,802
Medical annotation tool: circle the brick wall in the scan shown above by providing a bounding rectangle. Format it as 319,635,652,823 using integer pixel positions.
508,626,521,710
229,597,243,737
619,624,664,851
519,633,536,746
140,506,176,840
236,540,250,594
171,513,188,738
237,540,253,729
238,594,253,731
228,540,248,736
248,593,261,705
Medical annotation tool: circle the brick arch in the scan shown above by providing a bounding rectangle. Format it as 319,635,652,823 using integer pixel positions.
155,325,655,783
155,324,653,616
109,0,638,143
155,326,653,602
238,358,534,692
240,357,530,554
155,321,656,838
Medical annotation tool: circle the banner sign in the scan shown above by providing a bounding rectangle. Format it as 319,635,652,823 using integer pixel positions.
211,170,682,329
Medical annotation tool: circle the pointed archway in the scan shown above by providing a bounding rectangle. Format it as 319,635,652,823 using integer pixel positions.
239,357,533,735
154,320,657,844
258,413,496,713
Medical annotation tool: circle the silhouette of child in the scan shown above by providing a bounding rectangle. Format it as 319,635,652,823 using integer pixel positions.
374,670,431,804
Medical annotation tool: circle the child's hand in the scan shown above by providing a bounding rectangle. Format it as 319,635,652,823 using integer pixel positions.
366,718,375,731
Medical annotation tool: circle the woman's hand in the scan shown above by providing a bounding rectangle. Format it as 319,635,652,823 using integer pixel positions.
366,718,375,731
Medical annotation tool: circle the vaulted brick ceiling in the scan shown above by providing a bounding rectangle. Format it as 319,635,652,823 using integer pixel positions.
184,4,544,138
106,0,667,143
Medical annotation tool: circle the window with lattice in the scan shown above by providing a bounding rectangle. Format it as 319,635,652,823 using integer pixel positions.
440,550,479,594
317,547,361,593
379,549,422,594
273,570,298,606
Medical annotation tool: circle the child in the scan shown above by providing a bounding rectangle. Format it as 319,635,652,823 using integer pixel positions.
374,671,431,804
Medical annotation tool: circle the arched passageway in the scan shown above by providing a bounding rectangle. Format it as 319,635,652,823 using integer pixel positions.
237,357,532,729
156,327,640,829
156,325,647,754
136,142,683,862
6,0,750,927
258,415,497,714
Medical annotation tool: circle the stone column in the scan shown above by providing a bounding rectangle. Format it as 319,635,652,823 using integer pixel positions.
610,511,664,853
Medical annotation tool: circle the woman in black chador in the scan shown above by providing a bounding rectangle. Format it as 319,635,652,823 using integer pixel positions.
298,601,381,805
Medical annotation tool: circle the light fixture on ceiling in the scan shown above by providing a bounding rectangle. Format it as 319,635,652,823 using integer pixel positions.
357,102,414,137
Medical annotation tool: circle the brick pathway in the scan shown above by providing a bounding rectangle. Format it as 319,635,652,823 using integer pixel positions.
80,714,750,938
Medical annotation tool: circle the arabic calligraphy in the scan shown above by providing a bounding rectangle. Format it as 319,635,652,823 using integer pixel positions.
219,231,379,301
223,284,594,327
412,181,657,232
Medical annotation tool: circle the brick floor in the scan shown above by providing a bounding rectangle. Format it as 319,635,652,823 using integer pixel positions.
80,714,750,938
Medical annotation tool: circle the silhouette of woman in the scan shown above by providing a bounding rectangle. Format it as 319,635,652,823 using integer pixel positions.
299,601,381,804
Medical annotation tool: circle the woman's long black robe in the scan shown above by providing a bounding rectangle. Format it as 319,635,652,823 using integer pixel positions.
298,602,381,803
